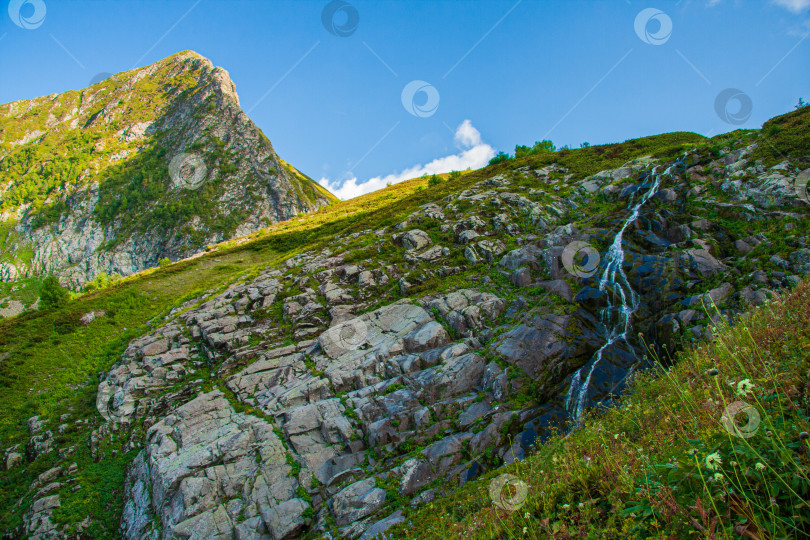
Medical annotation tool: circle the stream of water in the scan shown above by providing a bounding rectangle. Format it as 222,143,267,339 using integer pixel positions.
565,164,674,422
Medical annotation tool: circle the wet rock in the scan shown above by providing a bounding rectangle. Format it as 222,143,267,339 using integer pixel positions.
654,188,678,202
494,312,600,382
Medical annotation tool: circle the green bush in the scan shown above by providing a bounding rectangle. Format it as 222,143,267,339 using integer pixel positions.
39,276,69,310
488,151,512,165
428,175,443,187
158,257,172,268
82,272,120,293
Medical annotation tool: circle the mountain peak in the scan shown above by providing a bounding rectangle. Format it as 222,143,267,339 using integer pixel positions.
0,51,335,288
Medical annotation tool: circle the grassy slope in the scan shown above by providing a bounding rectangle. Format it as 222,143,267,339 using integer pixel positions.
0,116,803,534
391,283,810,539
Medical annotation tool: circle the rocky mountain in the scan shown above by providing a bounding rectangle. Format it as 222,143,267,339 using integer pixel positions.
0,51,336,290
0,103,808,539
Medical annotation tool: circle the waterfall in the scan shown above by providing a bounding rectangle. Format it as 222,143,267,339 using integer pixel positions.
566,164,672,422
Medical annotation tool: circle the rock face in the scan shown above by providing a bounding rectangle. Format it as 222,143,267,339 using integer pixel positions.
6,108,810,538
0,51,335,289
122,390,303,540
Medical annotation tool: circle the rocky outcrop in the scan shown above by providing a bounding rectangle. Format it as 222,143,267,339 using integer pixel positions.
7,117,810,538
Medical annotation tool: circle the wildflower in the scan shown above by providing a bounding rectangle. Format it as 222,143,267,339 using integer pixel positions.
562,504,570,509
524,512,530,519
737,379,755,397
707,368,719,377
799,432,809,441
755,462,766,471
523,527,528,535
705,452,722,470
730,461,738,467
687,448,697,456
714,473,724,482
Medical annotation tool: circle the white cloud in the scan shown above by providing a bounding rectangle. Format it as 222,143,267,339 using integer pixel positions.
319,120,495,200
771,0,810,12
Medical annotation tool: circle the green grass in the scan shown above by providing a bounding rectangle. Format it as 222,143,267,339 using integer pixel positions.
753,103,810,167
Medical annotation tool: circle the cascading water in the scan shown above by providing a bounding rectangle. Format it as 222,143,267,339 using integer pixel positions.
565,164,674,422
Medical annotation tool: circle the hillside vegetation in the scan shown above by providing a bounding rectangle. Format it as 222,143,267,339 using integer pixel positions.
0,104,808,539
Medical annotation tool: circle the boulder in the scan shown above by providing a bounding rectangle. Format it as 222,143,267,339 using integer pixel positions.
510,267,532,288
494,312,600,382
331,478,386,526
398,230,431,251
679,249,726,277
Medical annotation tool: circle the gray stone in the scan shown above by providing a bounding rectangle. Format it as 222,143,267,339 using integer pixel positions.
654,188,678,202
680,249,726,276
399,229,431,251
5,452,23,470
535,279,573,302
360,510,406,539
403,321,450,353
261,498,308,540
734,239,754,254
456,230,480,244
510,267,532,288
331,478,386,526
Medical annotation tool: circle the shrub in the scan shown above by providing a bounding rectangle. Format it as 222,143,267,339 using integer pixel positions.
428,175,443,187
488,151,512,165
82,272,120,293
158,257,172,268
39,276,69,310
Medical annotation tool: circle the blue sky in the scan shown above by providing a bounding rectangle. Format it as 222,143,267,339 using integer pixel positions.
1,0,808,199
